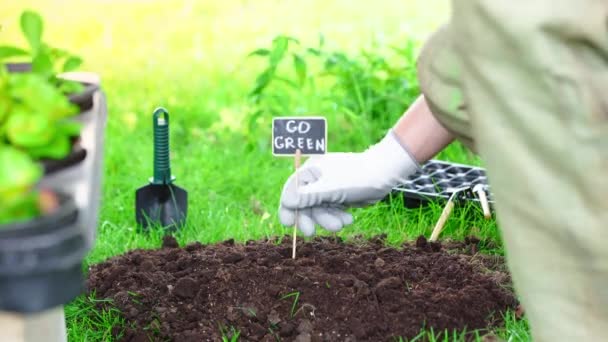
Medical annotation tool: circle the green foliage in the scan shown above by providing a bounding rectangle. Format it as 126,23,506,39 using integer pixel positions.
279,291,301,318
0,9,84,93
219,325,241,342
245,34,420,150
65,293,127,341
0,146,42,225
20,10,43,52
0,46,28,59
0,10,83,225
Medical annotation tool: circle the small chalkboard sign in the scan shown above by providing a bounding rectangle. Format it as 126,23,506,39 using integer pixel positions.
271,116,327,259
272,117,327,156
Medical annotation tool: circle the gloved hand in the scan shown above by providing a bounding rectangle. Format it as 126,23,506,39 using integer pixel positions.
278,129,420,236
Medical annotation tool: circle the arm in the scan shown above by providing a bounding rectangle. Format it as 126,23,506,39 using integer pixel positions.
393,95,455,163
278,94,454,235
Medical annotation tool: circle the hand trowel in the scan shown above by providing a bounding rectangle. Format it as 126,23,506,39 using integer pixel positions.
135,107,187,231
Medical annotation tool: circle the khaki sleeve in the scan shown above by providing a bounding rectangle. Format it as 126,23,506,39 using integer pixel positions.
416,24,476,152
449,0,608,340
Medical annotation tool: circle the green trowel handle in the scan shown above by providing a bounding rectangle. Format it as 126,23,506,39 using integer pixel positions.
152,107,174,184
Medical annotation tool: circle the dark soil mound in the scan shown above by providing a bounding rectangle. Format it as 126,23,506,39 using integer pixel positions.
87,235,517,342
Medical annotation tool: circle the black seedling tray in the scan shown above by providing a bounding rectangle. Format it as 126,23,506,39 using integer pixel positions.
392,159,494,209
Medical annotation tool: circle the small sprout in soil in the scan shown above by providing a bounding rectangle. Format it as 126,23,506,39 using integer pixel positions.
266,326,281,341
218,324,241,342
144,318,161,332
246,308,257,318
127,291,143,305
325,281,331,289
279,291,301,318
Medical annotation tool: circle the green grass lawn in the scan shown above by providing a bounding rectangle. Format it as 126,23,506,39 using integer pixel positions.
2,1,530,340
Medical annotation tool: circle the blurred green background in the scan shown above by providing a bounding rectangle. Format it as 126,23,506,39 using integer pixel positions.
0,1,530,340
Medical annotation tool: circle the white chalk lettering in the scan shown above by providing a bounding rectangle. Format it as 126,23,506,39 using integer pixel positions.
286,120,297,133
274,136,284,148
285,120,311,134
316,139,325,151
285,137,295,149
307,138,313,149
298,121,311,134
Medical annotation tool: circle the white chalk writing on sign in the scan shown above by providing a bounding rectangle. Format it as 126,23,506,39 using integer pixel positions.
272,117,327,156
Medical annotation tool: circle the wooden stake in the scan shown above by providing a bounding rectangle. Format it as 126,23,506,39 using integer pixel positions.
473,184,491,219
429,199,455,242
478,189,491,219
293,149,302,259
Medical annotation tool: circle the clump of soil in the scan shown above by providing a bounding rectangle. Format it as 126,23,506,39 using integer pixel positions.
87,235,517,341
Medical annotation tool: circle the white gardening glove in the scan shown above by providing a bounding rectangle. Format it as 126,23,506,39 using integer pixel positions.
278,129,420,236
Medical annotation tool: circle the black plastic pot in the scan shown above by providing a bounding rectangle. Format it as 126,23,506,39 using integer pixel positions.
0,192,86,313
1,64,107,316
68,81,99,112
40,139,87,175
4,62,31,73
6,62,108,249
39,88,107,249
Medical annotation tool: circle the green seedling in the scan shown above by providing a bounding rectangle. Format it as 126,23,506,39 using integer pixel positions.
0,145,43,225
0,72,81,225
0,10,84,94
127,291,143,305
279,291,301,318
0,71,81,150
143,318,161,333
404,281,413,293
218,324,241,342
266,326,281,341
0,10,85,226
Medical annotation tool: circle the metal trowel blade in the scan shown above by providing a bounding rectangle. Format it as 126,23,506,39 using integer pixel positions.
135,183,188,231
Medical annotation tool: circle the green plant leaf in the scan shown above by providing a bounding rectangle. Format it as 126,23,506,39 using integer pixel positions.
0,193,41,226
5,110,56,148
58,79,84,94
292,53,306,86
0,97,10,124
26,133,71,159
246,109,264,134
0,144,42,205
8,73,79,119
62,56,83,72
249,68,274,97
49,46,69,59
0,46,29,60
57,119,82,137
32,52,53,76
247,48,270,57
306,48,321,56
269,36,289,65
20,10,43,52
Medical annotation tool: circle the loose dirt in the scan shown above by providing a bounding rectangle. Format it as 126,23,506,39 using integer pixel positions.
87,235,517,342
